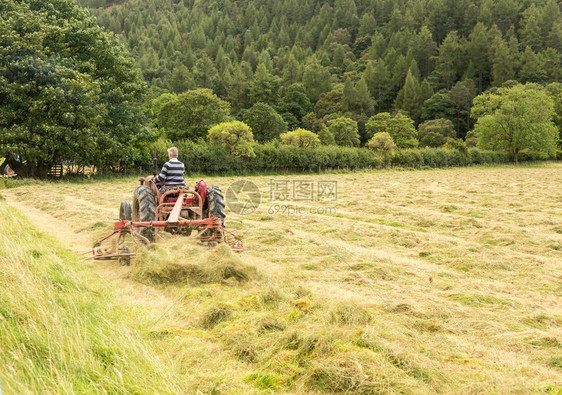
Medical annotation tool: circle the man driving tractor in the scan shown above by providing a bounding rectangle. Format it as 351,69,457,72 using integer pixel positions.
147,147,185,189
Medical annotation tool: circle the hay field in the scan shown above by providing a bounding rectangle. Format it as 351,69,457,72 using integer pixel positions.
1,164,561,393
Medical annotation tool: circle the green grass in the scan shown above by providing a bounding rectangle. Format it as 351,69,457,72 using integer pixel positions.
0,202,178,393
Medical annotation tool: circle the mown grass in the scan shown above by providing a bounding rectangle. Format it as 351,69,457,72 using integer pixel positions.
1,163,561,393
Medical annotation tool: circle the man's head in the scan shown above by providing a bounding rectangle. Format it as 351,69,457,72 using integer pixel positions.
168,147,178,159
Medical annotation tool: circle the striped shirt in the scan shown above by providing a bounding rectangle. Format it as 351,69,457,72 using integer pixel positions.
154,158,185,186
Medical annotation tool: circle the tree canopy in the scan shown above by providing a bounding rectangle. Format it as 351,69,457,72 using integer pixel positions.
365,113,418,148
157,89,231,141
208,121,255,158
0,0,150,176
280,129,321,148
78,0,562,140
472,83,558,163
242,103,287,143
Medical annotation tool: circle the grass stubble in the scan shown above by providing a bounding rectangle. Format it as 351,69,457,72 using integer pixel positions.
1,163,561,393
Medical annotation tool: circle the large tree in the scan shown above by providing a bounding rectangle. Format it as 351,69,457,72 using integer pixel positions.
326,117,360,147
472,83,558,163
365,112,418,148
157,89,231,141
0,0,150,176
242,103,287,143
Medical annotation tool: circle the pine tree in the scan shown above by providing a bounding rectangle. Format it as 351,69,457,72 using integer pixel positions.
343,78,356,111
519,47,546,84
491,40,515,86
520,5,543,52
395,69,422,122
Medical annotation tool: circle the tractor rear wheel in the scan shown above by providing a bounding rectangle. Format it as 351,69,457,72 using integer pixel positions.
205,186,226,226
133,185,156,242
119,201,132,221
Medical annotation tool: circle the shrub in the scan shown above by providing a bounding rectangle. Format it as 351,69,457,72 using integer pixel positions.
418,118,456,147
327,117,360,147
366,132,397,156
208,121,255,158
443,138,468,156
280,129,321,148
365,112,418,148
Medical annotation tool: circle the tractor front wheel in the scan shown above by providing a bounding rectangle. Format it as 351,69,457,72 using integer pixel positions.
133,185,156,242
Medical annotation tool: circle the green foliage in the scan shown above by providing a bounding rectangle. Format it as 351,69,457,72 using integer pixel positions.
79,0,562,139
208,121,255,158
421,93,457,124
249,64,281,106
147,139,512,175
327,117,360,147
365,113,418,148
280,129,321,148
318,126,336,145
303,62,332,102
418,119,456,147
366,132,397,156
0,204,178,393
0,0,150,177
472,83,558,163
394,68,423,122
277,83,313,127
443,138,468,155
242,103,287,143
157,89,231,141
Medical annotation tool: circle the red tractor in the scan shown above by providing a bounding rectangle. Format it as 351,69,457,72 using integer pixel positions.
119,177,226,243
92,150,241,263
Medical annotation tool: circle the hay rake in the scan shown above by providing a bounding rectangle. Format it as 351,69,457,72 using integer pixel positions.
92,181,243,263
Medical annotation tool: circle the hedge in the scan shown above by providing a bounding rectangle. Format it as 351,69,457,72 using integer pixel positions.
144,140,524,175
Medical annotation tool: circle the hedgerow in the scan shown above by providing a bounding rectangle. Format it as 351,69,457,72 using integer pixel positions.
145,140,518,175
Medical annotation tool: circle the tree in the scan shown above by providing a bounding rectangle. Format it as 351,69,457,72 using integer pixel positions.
193,55,219,90
318,126,336,145
394,69,422,122
277,83,313,126
448,80,475,138
327,117,360,147
519,46,546,84
365,112,418,148
491,39,516,87
472,84,558,163
364,60,393,112
279,129,321,148
418,119,456,147
158,89,231,141
242,103,287,143
248,63,280,105
467,23,490,93
302,61,332,102
421,93,457,125
0,0,150,176
435,31,463,89
545,83,562,147
208,121,255,158
366,132,396,156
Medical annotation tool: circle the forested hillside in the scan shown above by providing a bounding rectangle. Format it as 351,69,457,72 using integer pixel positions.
79,0,561,142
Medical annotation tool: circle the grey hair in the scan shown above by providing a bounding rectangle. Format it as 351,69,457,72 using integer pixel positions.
167,147,178,158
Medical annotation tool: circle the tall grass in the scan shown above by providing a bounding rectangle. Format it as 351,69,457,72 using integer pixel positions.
0,202,178,393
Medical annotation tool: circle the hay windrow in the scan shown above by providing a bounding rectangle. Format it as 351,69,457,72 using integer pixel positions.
131,241,258,286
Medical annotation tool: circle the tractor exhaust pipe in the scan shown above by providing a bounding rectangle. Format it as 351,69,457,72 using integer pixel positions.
152,146,158,177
